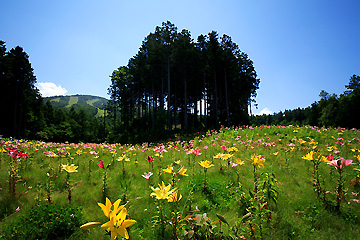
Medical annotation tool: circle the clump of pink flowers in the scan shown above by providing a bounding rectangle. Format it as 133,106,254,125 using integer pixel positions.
327,158,355,169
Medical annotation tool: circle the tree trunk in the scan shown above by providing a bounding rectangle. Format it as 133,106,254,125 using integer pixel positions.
184,68,188,130
214,71,219,129
224,69,230,127
151,83,155,129
167,55,171,131
174,88,177,130
203,73,207,129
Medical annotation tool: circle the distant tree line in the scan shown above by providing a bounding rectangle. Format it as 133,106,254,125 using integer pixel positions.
0,41,107,142
251,74,360,128
108,21,260,142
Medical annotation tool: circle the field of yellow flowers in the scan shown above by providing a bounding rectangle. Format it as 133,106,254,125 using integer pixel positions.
1,125,360,239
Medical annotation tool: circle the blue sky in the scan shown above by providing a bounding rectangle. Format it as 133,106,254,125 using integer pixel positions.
2,0,359,115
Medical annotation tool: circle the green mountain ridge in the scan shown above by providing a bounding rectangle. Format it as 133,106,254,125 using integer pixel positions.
44,94,109,118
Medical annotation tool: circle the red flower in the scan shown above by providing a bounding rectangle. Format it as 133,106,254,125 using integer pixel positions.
18,151,29,159
7,148,20,158
146,156,155,162
97,160,104,168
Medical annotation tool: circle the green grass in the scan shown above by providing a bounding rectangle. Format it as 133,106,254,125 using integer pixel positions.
86,98,99,107
0,125,360,239
66,96,79,108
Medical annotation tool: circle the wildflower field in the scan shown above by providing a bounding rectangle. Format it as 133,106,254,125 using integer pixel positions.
1,125,360,239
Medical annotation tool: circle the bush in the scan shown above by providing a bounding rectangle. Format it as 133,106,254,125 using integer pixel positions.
1,203,82,240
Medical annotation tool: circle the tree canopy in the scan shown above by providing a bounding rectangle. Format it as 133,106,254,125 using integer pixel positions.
108,21,260,142
0,41,43,139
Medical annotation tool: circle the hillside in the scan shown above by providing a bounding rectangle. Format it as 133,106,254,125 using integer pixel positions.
44,94,109,118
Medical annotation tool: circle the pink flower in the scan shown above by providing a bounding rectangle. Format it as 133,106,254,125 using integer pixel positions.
229,161,238,168
194,149,202,155
154,146,167,153
146,156,155,162
328,158,355,169
97,160,104,168
186,149,195,155
142,172,153,180
16,207,20,211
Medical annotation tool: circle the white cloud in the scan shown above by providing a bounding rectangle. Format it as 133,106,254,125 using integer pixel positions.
256,108,272,116
37,82,67,97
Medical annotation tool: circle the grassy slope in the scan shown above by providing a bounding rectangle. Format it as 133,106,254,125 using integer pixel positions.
86,98,99,107
44,95,108,118
66,96,79,108
1,126,360,239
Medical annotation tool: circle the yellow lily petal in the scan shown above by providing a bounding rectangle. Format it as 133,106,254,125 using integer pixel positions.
80,222,101,229
98,197,112,218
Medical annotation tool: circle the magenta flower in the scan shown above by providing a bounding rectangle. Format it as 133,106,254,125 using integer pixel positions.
146,156,155,162
328,158,355,169
97,160,104,168
7,148,19,158
325,155,335,161
194,149,202,155
142,172,153,180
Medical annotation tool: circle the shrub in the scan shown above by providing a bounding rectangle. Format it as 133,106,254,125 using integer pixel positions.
1,203,82,240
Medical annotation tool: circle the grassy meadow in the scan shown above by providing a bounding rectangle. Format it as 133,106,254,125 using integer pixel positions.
1,125,360,239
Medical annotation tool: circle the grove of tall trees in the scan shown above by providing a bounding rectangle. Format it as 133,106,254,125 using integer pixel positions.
108,21,260,142
0,41,43,139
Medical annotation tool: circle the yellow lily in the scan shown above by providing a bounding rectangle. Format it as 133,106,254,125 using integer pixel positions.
302,151,314,161
61,164,78,173
251,154,265,168
98,198,125,218
199,160,214,169
150,182,176,200
163,165,173,174
177,166,189,176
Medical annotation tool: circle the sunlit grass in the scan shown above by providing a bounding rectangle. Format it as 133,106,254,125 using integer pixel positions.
66,96,79,108
0,125,360,239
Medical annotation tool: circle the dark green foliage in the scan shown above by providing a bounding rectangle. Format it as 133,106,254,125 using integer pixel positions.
0,203,82,240
0,41,43,139
108,21,260,141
